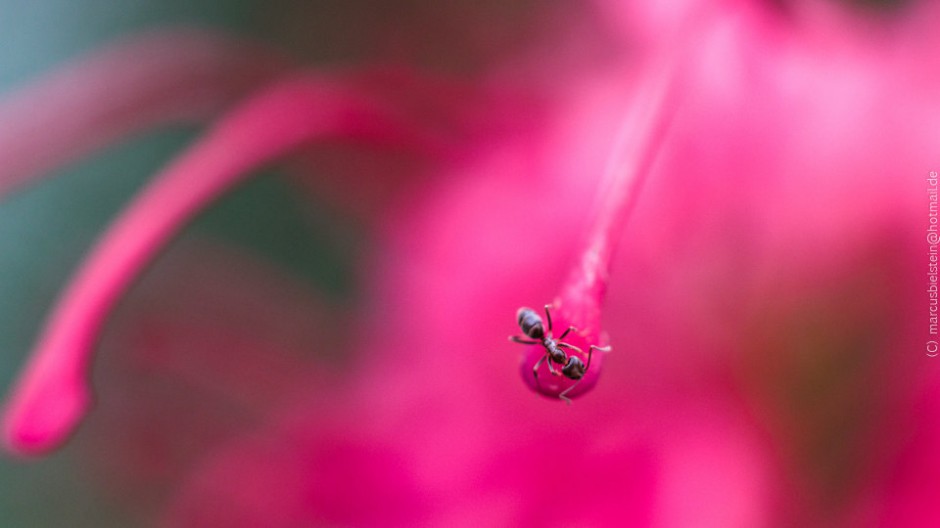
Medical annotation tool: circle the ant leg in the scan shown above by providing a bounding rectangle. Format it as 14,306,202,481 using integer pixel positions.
543,304,554,333
581,344,606,374
558,380,578,405
532,354,549,390
557,342,583,354
557,326,577,340
546,357,559,376
509,336,539,345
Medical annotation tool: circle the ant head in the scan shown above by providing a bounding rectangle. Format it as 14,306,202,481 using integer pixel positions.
562,356,586,380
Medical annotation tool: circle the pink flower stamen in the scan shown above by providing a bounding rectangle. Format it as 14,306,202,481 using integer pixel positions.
512,45,686,403
2,74,429,456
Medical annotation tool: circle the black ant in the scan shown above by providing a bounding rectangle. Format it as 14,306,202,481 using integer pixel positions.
509,304,609,404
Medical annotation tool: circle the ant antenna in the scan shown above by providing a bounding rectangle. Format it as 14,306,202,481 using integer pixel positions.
545,304,578,343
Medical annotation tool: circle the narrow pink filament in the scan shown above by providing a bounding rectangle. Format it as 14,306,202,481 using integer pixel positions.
558,55,682,334
520,49,686,402
2,74,424,456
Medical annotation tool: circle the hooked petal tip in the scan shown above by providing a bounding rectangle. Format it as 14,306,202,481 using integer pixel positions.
3,377,90,457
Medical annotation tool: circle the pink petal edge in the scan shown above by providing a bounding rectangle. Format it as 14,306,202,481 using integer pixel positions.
2,73,428,456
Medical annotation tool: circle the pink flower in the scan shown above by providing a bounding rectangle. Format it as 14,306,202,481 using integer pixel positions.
2,0,939,526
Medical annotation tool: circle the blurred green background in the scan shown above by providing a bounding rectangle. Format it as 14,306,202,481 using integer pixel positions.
0,1,346,525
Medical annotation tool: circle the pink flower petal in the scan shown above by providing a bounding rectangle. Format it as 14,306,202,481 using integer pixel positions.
0,28,286,198
2,73,428,456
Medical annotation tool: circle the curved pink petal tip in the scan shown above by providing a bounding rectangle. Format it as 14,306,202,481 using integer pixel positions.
2,73,430,456
2,352,90,457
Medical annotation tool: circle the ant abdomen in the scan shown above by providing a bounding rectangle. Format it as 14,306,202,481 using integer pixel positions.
516,307,545,339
